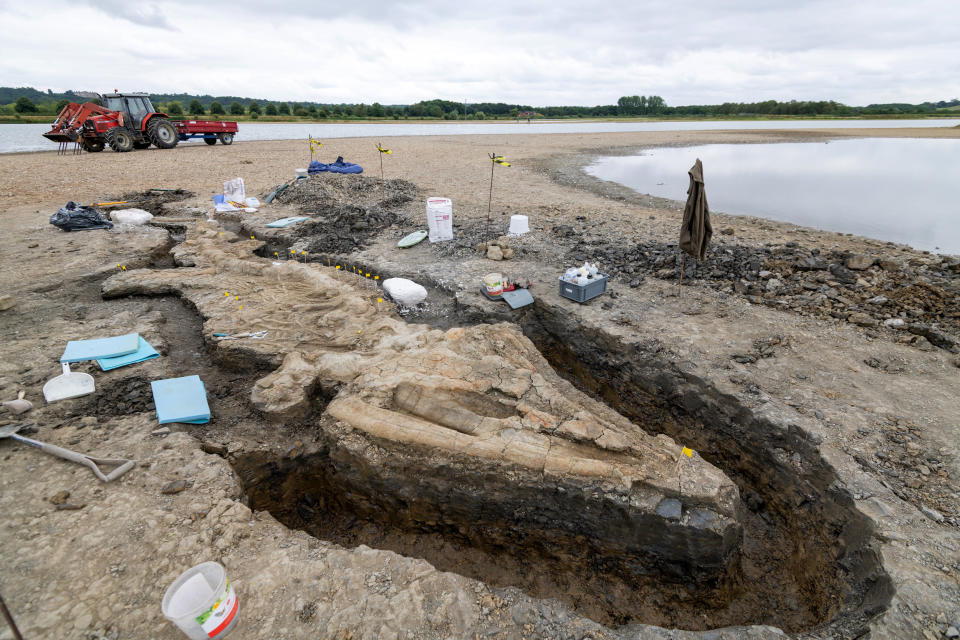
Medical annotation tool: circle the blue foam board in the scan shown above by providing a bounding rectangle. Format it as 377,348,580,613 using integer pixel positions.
151,375,211,424
96,336,160,371
61,333,140,363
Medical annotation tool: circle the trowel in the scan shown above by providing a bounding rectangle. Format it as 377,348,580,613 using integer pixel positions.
42,363,95,403
0,423,135,483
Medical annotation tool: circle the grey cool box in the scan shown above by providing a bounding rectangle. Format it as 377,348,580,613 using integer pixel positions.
558,274,608,303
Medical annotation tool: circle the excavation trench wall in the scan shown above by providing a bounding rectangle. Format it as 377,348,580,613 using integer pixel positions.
237,421,742,622
517,303,894,635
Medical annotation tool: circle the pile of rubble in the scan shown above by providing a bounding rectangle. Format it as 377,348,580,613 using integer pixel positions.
269,175,418,253
561,228,960,352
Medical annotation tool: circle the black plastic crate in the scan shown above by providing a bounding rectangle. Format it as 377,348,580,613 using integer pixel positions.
558,273,608,303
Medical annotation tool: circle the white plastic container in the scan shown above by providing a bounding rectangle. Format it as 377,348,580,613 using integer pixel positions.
295,168,308,178
508,215,529,236
162,562,239,640
426,197,453,242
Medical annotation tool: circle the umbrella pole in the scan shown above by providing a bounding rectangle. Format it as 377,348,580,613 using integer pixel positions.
678,253,685,296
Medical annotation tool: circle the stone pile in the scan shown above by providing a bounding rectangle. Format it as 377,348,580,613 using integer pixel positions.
476,235,516,260
559,229,960,352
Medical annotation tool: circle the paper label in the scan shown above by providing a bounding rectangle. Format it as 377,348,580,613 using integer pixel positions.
196,580,238,637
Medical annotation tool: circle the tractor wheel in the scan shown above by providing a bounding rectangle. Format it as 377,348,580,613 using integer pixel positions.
134,141,151,150
218,133,234,145
105,128,134,152
148,118,178,149
80,138,104,153
203,137,217,145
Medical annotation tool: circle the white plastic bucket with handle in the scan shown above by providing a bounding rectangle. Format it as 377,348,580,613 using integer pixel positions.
162,562,239,640
508,215,529,235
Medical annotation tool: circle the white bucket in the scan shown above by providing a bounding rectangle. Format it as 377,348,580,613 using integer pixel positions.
426,197,453,242
295,168,308,178
483,272,504,296
508,215,529,236
162,562,239,640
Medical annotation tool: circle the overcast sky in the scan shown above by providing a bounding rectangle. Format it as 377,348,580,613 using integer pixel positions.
1,0,958,106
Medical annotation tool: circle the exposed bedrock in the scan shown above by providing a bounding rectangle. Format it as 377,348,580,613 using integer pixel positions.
101,221,744,591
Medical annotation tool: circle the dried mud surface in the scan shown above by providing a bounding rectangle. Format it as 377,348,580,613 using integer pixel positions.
0,127,958,640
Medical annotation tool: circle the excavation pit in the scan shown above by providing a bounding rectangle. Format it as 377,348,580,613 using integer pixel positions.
230,304,893,634
100,221,892,635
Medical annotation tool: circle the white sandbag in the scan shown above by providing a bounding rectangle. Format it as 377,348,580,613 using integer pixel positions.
382,278,427,306
223,177,245,203
426,197,453,242
111,208,154,225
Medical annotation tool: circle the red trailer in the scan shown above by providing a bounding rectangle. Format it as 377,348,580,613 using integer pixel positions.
174,119,239,145
44,92,239,152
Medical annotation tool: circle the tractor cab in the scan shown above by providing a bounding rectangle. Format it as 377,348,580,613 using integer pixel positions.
104,93,157,130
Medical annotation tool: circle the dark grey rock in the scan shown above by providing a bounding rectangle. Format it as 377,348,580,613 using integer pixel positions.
655,498,682,521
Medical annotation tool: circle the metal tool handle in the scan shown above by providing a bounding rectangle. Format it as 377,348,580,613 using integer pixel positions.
11,433,136,483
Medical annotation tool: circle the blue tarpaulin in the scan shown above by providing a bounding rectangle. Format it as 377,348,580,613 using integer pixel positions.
328,156,363,174
308,157,363,174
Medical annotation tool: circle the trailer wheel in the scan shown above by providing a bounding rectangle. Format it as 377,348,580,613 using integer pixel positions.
148,118,179,149
204,137,217,145
105,129,134,152
80,139,104,153
218,133,234,145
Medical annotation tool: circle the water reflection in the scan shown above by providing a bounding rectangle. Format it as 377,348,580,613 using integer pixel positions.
585,139,960,255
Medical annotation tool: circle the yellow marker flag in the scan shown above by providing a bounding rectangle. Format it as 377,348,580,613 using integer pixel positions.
377,145,392,154
309,138,322,151
681,447,693,458
492,155,511,167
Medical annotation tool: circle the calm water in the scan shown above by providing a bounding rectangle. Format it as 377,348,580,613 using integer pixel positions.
585,139,960,255
2,118,959,154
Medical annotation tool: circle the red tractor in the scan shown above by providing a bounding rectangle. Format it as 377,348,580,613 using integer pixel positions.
44,92,238,152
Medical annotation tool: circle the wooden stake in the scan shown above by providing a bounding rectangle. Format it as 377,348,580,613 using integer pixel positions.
487,154,495,243
378,141,384,181
0,592,24,640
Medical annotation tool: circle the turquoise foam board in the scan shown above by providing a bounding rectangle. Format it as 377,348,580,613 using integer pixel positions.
61,333,139,363
96,336,160,371
151,375,211,424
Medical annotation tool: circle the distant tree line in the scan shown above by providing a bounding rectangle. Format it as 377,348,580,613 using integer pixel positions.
2,85,958,120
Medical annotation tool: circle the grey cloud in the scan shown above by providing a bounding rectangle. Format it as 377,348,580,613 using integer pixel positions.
83,0,178,31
